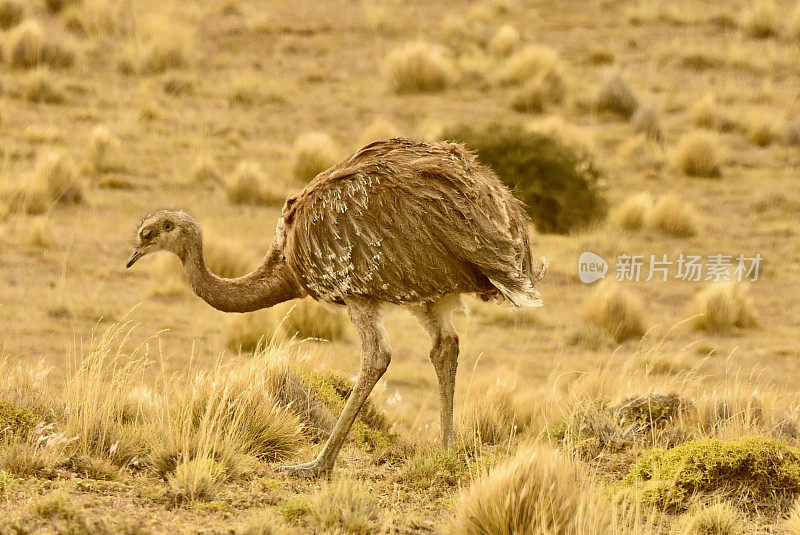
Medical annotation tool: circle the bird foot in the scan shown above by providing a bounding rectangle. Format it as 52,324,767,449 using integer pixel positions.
275,459,332,479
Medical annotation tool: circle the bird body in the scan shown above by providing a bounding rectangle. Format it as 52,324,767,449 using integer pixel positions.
127,137,547,477
281,138,544,307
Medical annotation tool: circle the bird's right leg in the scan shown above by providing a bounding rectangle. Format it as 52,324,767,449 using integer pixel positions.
276,298,390,478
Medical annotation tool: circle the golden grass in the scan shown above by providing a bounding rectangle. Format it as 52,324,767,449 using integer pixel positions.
488,24,520,56
631,102,662,141
689,94,736,132
309,478,379,534
785,497,800,535
646,194,698,237
276,298,348,342
747,115,778,147
452,444,612,535
191,155,221,186
595,71,639,119
610,192,654,231
358,118,401,146
460,384,521,447
90,125,123,173
225,161,285,206
510,70,565,113
6,20,75,70
785,119,800,146
291,132,339,181
22,68,66,104
788,1,800,39
0,0,23,30
25,216,52,248
225,309,278,353
674,501,746,535
497,44,560,86
34,150,83,204
740,0,779,39
384,41,456,94
690,282,758,333
582,281,648,342
674,130,721,177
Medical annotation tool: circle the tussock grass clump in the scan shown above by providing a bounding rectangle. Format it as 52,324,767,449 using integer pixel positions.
784,119,800,146
90,125,123,173
203,233,255,278
674,130,721,177
191,155,221,186
624,436,800,513
384,41,455,94
582,281,648,342
595,71,639,119
748,115,778,147
167,456,227,502
497,44,560,86
460,385,522,447
29,490,78,520
277,298,348,342
553,394,694,461
150,353,305,488
309,478,379,535
441,123,606,234
510,70,565,113
452,445,612,535
26,216,52,248
646,194,698,237
488,24,520,56
291,132,339,181
610,192,654,231
440,7,492,49
6,21,74,69
225,309,278,353
631,102,662,141
23,68,66,104
137,34,187,75
674,502,746,535
740,0,779,38
690,282,758,333
44,0,79,12
690,94,735,132
0,0,23,30
396,448,469,492
33,150,83,204
225,162,285,206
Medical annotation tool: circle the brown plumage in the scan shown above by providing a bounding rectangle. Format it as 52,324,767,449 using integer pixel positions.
127,138,547,477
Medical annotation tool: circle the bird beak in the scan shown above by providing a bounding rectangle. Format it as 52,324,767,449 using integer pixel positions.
126,248,144,268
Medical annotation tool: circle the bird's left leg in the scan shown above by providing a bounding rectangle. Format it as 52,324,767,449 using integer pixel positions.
410,296,461,450
276,298,390,478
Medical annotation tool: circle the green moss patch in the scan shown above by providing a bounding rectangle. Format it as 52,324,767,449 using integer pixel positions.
287,370,393,452
0,398,41,440
623,436,800,514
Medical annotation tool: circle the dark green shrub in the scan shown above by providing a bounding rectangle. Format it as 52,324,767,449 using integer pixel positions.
440,123,606,234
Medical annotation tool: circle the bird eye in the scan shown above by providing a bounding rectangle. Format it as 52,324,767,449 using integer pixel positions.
164,221,174,231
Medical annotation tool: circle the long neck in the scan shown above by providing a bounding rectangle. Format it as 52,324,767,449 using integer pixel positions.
182,235,306,313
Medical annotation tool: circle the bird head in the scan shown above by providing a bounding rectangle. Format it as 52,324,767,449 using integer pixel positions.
126,209,195,268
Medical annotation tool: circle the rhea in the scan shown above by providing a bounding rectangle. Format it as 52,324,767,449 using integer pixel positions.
127,138,547,478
